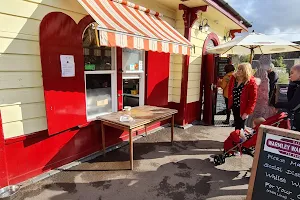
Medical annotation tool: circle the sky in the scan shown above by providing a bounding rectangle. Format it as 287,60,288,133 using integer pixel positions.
224,0,300,42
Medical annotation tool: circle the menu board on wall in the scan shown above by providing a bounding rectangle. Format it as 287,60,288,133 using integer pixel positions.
216,57,229,78
247,125,300,200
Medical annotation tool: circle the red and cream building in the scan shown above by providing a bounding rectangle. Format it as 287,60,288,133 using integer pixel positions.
0,0,250,187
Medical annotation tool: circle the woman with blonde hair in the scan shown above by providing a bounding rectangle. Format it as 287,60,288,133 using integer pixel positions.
228,63,258,130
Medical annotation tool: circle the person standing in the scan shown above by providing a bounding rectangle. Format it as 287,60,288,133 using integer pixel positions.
228,63,258,130
267,63,279,99
246,68,277,127
220,64,235,124
275,65,300,131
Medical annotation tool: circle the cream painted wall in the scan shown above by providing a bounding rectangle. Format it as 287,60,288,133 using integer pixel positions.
172,10,228,104
0,0,89,139
0,0,178,138
185,13,227,104
0,0,238,138
130,0,178,103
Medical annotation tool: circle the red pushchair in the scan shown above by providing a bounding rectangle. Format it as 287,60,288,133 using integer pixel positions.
213,112,290,165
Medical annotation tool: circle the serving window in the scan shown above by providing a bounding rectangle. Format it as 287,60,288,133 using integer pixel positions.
83,24,117,121
40,13,172,135
122,48,145,108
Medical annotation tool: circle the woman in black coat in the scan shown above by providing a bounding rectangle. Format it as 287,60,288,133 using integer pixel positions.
275,65,300,131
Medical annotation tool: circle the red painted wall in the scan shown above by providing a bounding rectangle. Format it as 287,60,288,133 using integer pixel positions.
0,112,8,188
117,47,123,111
146,51,170,107
0,13,169,187
3,121,160,185
40,12,88,135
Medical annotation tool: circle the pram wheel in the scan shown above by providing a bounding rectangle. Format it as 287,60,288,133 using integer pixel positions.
214,154,225,166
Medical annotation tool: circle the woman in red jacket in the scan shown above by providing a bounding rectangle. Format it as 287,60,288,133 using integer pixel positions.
228,63,258,130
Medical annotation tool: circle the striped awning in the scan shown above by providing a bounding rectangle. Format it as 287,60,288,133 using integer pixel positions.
77,0,192,55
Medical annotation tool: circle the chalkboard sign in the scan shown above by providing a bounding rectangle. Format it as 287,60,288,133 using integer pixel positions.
247,125,300,200
216,57,230,78
275,84,289,104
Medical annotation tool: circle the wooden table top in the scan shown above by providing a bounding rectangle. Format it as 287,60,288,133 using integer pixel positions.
97,106,178,129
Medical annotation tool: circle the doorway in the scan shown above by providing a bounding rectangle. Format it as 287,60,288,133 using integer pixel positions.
199,33,220,125
213,57,232,126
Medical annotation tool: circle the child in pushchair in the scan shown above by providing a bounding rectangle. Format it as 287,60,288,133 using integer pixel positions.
214,112,290,165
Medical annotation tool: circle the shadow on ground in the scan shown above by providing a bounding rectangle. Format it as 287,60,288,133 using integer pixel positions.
12,126,252,200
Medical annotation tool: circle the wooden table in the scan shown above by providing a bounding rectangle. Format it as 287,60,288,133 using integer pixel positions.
97,106,178,170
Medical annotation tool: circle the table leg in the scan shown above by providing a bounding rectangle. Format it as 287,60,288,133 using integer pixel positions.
101,121,106,156
144,126,147,136
129,129,133,170
171,114,174,144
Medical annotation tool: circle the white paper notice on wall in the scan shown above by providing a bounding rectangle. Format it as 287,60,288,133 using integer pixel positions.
60,55,75,77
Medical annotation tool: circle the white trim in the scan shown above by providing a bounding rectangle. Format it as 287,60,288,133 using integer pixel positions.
111,69,117,112
122,76,140,80
85,70,115,74
84,47,118,122
87,112,112,122
122,50,145,108
123,94,139,98
139,51,145,106
123,70,144,74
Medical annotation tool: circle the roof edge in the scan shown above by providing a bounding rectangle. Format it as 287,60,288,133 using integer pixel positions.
213,0,252,28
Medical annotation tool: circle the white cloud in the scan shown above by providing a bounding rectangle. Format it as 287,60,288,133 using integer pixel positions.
224,0,300,42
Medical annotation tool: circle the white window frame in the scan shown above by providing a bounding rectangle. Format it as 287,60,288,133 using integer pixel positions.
122,50,145,107
84,47,117,121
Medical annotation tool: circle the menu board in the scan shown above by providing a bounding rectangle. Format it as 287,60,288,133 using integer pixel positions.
216,57,229,78
247,125,300,200
275,84,289,104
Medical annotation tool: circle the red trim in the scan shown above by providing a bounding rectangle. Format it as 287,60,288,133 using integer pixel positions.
5,130,49,145
199,33,220,124
186,101,201,124
178,5,207,125
168,102,182,125
117,47,123,111
179,5,208,29
5,122,95,145
202,33,220,56
144,51,149,105
78,15,95,34
3,121,162,185
203,0,248,31
230,29,242,38
0,112,8,188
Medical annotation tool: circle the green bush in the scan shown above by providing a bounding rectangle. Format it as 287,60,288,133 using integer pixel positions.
275,68,289,84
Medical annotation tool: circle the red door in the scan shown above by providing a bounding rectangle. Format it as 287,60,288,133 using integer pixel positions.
146,51,170,107
200,35,220,125
202,54,216,125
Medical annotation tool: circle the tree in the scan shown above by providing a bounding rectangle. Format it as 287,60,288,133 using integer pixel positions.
239,54,251,63
272,56,286,69
272,56,289,84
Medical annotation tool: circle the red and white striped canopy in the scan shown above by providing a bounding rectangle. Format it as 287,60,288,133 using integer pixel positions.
78,0,192,55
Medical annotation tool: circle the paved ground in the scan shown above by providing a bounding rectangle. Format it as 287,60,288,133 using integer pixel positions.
11,125,253,200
